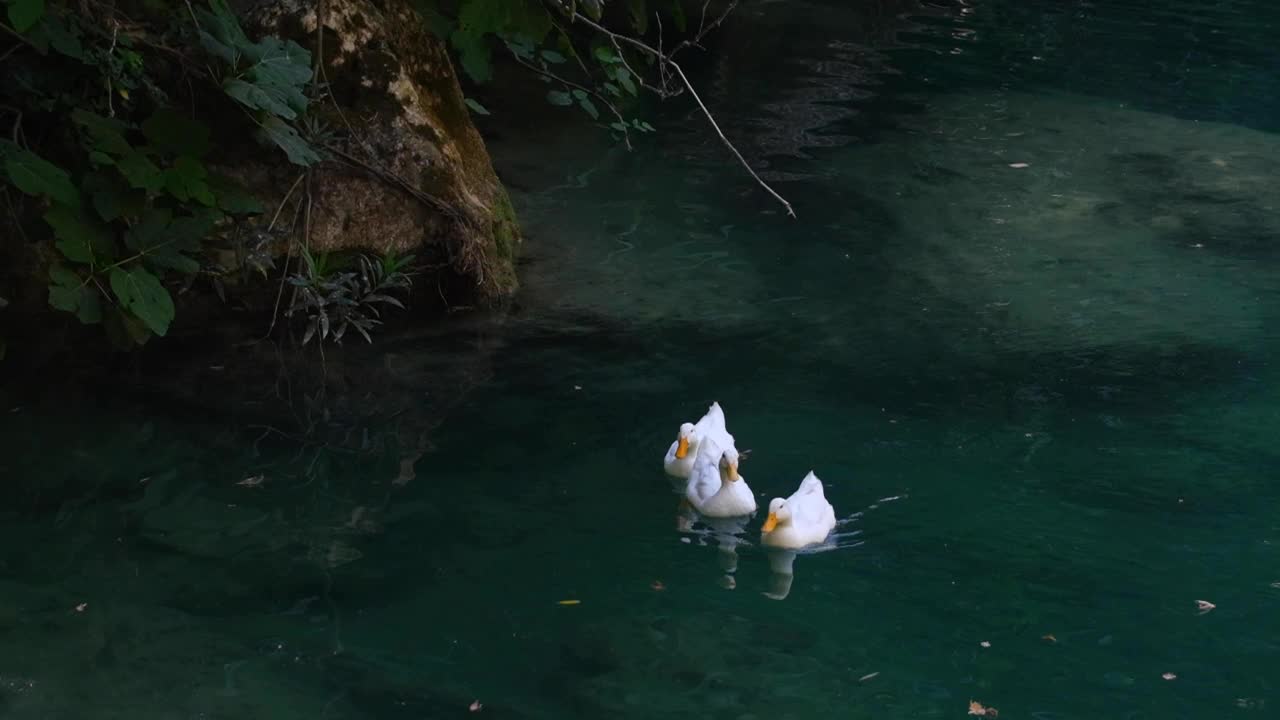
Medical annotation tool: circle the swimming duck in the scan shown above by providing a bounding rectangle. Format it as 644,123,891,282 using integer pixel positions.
685,443,757,517
760,471,837,549
663,402,736,478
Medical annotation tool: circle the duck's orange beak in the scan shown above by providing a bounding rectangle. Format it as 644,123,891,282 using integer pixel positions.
675,437,690,459
761,512,778,533
727,463,739,482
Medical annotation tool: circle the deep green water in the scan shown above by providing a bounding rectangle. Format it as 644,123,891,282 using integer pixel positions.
6,0,1280,717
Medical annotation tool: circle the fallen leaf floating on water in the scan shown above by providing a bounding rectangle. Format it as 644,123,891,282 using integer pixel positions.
650,580,666,592
1196,599,1216,614
1162,672,1177,681
237,474,264,487
1008,162,1030,168
979,641,991,648
74,603,87,613
1041,634,1057,643
968,700,998,717
858,672,880,682
557,599,581,606
469,700,483,712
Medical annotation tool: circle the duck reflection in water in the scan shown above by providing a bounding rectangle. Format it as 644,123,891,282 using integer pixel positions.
676,440,757,588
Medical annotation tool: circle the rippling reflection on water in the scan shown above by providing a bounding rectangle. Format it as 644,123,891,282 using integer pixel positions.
5,0,1280,718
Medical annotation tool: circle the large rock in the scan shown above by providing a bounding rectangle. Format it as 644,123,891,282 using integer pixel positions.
238,0,521,302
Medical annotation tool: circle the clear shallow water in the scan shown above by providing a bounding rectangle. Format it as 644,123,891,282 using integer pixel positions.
6,0,1280,717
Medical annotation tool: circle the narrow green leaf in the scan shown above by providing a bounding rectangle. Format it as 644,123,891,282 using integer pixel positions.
603,82,621,97
571,89,588,100
610,121,628,132
541,49,566,64
593,46,618,64
464,98,491,116
546,90,573,106
617,68,637,96
5,150,79,206
577,97,600,120
7,0,44,33
109,266,175,336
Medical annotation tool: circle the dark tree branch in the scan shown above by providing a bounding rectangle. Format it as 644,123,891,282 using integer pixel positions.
546,1,795,218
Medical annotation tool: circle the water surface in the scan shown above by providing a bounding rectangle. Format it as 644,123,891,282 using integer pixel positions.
5,1,1280,717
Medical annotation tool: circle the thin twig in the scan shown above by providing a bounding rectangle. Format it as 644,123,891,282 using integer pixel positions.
669,62,794,217
264,173,306,338
552,6,795,217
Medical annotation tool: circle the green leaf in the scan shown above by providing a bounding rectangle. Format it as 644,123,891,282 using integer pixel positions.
451,27,492,83
4,149,78,206
579,0,602,21
668,0,687,32
164,156,215,206
610,121,628,132
7,0,44,33
616,68,637,95
44,205,110,264
43,11,84,59
603,82,621,97
47,264,102,324
571,89,588,100
109,266,175,336
207,173,263,215
257,116,321,166
83,172,142,226
116,150,164,193
577,97,599,120
103,305,151,347
143,109,211,158
639,120,656,132
546,90,573,106
194,0,249,64
72,109,133,156
464,98,491,116
593,46,618,64
627,0,649,34
541,49,566,64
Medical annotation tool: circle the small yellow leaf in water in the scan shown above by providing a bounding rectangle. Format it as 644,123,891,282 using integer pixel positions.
1196,599,1216,614
968,699,998,716
557,599,581,605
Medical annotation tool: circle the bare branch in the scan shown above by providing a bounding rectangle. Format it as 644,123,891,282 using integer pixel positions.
546,3,796,218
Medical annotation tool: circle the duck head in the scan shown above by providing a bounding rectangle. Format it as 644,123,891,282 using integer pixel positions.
674,422,697,459
718,447,741,482
761,497,791,533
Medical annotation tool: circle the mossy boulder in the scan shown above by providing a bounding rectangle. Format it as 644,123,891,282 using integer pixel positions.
233,0,521,302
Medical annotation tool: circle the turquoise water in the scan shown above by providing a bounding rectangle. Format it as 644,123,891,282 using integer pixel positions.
6,0,1280,717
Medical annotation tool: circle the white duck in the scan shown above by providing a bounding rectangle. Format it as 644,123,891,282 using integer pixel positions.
760,471,837,549
663,402,736,478
685,442,757,518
